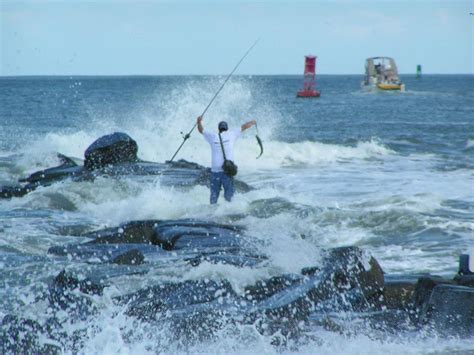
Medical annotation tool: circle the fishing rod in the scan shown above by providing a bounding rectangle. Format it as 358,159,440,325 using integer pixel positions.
168,39,260,162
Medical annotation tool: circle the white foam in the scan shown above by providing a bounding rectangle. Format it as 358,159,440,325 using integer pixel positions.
65,297,474,355
8,77,394,178
182,262,273,295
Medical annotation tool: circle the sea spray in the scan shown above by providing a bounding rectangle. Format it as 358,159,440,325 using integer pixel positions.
1,75,473,353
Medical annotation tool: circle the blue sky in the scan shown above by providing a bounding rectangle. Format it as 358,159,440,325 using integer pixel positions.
1,0,473,75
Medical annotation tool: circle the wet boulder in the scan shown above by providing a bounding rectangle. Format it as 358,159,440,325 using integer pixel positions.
412,276,455,324
243,274,304,302
419,284,474,337
1,153,81,198
20,153,81,185
48,270,104,320
1,132,253,199
84,132,138,170
185,253,266,268
48,243,164,263
324,246,385,304
411,254,474,336
47,219,257,267
111,249,145,265
122,279,237,321
118,245,386,341
454,274,474,287
0,184,34,198
243,246,385,325
0,315,62,354
46,218,435,343
381,276,417,310
80,219,244,251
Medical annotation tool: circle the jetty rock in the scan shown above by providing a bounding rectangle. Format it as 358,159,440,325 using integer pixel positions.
47,219,261,266
3,219,473,352
0,132,253,198
46,219,474,340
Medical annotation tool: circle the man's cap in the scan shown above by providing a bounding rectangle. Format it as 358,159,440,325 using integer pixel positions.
218,121,228,132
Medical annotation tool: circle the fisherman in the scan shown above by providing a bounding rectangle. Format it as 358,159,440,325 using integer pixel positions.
197,116,256,204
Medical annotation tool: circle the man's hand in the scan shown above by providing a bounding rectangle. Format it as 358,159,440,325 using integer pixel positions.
241,119,257,131
197,116,204,134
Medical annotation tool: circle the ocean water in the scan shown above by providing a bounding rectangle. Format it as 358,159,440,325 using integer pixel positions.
0,74,473,353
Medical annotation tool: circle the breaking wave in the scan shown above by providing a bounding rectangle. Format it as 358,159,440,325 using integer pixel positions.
6,78,394,175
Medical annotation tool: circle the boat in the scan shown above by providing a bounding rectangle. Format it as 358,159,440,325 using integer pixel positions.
362,57,405,91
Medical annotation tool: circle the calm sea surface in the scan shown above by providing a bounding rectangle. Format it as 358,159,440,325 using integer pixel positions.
1,75,473,353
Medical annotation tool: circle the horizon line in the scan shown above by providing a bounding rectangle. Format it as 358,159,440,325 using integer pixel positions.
1,73,473,78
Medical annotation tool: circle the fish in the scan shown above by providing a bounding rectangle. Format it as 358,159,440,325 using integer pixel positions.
255,123,263,159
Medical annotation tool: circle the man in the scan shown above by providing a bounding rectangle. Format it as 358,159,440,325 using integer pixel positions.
197,116,256,204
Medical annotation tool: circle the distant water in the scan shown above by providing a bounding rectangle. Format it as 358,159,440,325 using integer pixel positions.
1,75,473,353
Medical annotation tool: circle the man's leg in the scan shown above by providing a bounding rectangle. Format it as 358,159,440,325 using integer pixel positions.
222,174,235,202
210,172,222,204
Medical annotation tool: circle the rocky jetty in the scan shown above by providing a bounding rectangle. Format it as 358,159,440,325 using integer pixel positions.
1,218,473,353
0,132,253,199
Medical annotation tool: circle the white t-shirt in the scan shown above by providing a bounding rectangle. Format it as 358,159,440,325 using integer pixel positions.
203,128,241,172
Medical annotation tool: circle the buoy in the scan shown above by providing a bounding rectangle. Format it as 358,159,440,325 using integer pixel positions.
297,55,321,98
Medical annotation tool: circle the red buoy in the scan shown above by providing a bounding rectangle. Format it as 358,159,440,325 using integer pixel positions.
297,55,320,98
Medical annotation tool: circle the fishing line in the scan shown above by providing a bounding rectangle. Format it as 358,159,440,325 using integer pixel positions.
168,39,260,162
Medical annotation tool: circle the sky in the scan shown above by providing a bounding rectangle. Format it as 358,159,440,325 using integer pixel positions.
1,0,473,75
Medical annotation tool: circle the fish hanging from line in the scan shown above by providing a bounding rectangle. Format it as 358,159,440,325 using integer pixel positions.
255,123,263,159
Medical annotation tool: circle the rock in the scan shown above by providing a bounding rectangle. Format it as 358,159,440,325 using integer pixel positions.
317,247,385,309
1,133,253,199
21,153,81,184
454,254,474,286
48,243,165,263
47,220,388,341
308,308,411,336
185,253,266,268
458,254,474,275
381,276,416,310
412,276,455,320
0,184,34,198
419,284,474,337
52,270,104,295
84,219,243,251
0,315,61,354
244,274,304,302
122,279,236,322
84,132,138,170
109,245,387,341
48,270,104,320
111,249,145,265
152,220,243,250
454,274,474,287
41,216,474,344
300,266,320,276
84,220,160,245
47,220,252,268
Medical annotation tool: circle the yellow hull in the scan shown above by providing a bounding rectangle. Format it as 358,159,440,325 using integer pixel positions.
377,83,402,90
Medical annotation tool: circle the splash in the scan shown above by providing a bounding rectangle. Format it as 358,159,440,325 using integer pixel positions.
10,77,395,177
